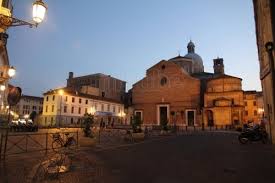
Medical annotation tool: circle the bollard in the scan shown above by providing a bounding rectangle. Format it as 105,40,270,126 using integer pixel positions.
45,133,48,154
98,129,101,144
77,131,79,146
0,133,3,161
25,135,28,152
3,129,8,160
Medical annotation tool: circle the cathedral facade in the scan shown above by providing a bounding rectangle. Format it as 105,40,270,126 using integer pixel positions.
130,41,247,127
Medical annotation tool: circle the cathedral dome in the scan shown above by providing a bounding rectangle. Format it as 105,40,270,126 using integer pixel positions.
183,41,204,73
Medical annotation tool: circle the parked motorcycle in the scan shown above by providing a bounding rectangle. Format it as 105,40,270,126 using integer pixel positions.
238,125,268,144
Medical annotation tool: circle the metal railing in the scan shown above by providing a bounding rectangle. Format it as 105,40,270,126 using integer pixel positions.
0,129,79,161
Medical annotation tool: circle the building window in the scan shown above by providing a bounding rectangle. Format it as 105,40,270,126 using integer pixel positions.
85,100,88,104
46,96,49,101
78,107,81,114
85,108,88,114
71,107,74,113
253,101,257,106
64,106,67,113
245,111,248,116
45,117,47,123
79,98,82,104
102,92,105,97
72,97,75,103
107,104,110,111
52,95,55,101
65,96,68,102
2,0,10,8
254,110,257,116
244,101,247,106
71,118,73,124
33,106,37,110
52,105,54,112
45,106,48,113
113,106,116,113
160,77,167,86
101,104,104,111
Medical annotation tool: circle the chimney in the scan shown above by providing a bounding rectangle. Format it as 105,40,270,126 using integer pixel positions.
213,58,224,75
68,72,74,79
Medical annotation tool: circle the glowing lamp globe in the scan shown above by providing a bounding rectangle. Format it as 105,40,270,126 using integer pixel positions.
0,85,6,91
8,66,16,77
32,0,47,24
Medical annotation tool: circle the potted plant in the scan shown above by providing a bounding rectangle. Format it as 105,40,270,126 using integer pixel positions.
160,119,169,135
129,115,145,141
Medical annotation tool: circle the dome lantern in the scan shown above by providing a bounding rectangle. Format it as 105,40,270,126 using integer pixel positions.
187,40,195,53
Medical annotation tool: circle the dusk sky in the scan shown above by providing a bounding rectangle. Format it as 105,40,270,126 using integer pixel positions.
7,0,260,96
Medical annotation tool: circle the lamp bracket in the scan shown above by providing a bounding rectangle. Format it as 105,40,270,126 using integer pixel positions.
0,14,37,28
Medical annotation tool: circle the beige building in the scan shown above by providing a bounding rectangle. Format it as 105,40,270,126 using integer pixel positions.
243,91,264,124
42,88,125,127
253,0,275,143
13,95,43,119
203,74,244,126
67,72,126,102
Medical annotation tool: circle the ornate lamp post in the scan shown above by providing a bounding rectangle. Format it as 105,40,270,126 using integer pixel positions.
0,0,47,117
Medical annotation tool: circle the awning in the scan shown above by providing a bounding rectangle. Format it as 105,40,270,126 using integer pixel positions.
95,111,114,116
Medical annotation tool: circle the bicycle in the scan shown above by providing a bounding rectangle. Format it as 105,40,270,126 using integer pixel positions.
31,153,71,183
52,132,77,153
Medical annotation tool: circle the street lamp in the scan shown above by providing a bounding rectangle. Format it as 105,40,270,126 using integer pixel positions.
58,89,64,127
7,66,15,78
32,0,47,24
0,0,48,30
0,84,5,91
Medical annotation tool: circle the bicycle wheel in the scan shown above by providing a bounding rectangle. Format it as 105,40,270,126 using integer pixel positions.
67,138,77,151
32,162,47,183
52,139,63,153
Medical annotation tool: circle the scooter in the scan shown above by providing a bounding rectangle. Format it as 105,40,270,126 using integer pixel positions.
238,125,268,144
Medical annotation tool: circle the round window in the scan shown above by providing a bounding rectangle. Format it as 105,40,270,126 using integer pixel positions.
160,77,167,86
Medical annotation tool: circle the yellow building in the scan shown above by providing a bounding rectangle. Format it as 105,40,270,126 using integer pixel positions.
243,91,264,124
203,74,244,126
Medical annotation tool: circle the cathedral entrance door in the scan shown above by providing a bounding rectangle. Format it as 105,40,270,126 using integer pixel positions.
187,110,195,126
207,110,214,126
159,106,168,124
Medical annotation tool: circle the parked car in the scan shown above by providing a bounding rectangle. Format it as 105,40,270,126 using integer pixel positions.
9,121,38,132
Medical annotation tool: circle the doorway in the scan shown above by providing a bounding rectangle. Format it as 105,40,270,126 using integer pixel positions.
206,110,214,126
157,104,169,125
186,110,196,126
159,106,168,124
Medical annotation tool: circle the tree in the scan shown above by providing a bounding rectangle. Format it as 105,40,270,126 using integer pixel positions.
82,113,94,137
29,111,37,122
160,119,168,131
131,115,142,133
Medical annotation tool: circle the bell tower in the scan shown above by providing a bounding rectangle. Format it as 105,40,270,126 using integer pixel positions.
213,57,224,75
